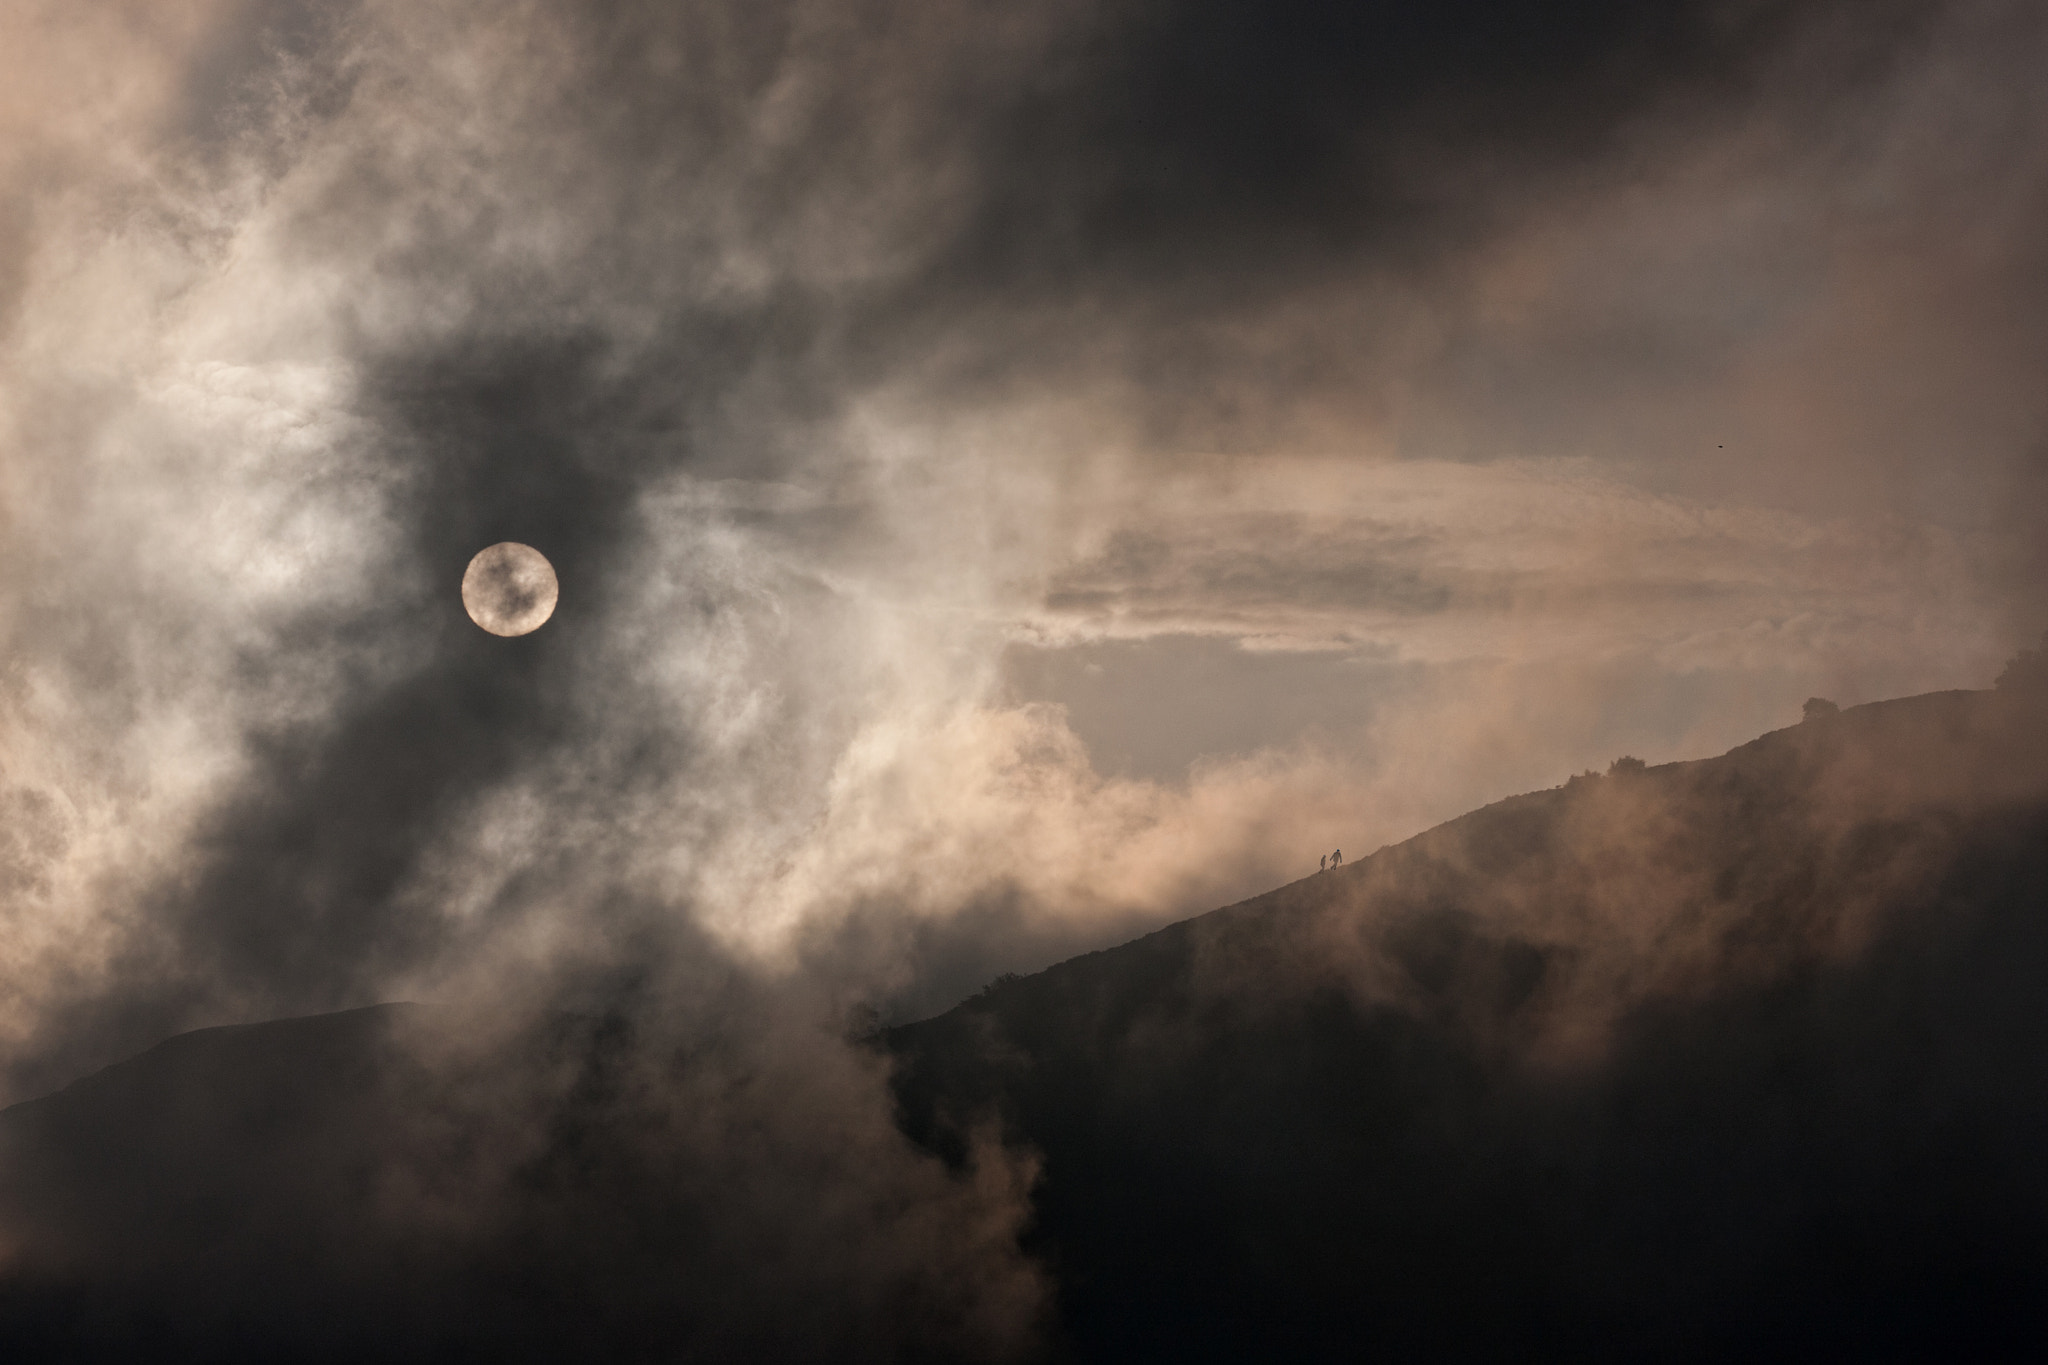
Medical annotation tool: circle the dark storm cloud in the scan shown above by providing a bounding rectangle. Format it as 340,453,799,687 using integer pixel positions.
0,0,2035,1099
4,0,2048,1358
950,0,1861,281
881,0,1943,422
0,0,2025,1050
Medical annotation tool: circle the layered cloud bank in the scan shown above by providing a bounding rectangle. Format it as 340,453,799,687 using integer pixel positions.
1,1,2046,1354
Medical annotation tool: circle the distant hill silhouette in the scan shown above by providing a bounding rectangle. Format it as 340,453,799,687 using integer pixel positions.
888,687,2048,1361
0,1005,438,1359
0,1000,1040,1363
5,685,2047,1361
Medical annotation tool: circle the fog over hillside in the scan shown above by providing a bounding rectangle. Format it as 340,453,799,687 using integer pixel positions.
3,1,2047,1358
6,680,2047,1358
892,681,2048,1357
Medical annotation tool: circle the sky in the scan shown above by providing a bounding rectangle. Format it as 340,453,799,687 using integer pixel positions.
1,0,2046,1345
4,0,2047,1075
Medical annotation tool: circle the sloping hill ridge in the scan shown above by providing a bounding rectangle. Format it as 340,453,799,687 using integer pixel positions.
4,686,2045,1362
887,686,2048,1362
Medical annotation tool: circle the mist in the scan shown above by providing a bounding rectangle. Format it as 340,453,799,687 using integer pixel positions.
2,0,2045,1356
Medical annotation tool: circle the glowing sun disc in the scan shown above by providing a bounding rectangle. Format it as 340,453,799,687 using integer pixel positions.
462,542,558,636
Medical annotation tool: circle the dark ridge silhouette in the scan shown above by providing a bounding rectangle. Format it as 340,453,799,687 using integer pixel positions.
0,1004,437,1360
4,685,2046,1361
0,1000,1039,1363
888,686,2048,1362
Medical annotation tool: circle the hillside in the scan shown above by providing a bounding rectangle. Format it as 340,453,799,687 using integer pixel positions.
5,684,2046,1361
887,686,2048,1361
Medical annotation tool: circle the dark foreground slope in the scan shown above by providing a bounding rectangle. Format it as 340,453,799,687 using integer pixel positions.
889,685,2048,1362
6,684,2046,1363
0,1001,1042,1363
0,1005,437,1355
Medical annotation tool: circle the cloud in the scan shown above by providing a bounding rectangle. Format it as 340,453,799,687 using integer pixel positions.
1021,456,2017,660
1,0,2046,1354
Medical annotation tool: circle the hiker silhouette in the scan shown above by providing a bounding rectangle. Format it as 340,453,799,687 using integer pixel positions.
1330,849,1343,868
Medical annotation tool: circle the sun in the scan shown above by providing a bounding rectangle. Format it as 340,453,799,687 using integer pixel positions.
461,543,558,636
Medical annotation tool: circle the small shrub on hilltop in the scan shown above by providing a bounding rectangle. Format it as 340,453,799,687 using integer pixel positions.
1996,634,2048,694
